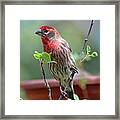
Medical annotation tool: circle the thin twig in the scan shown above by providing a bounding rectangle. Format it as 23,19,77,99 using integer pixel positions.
82,20,94,50
80,55,88,63
40,61,52,100
86,20,94,39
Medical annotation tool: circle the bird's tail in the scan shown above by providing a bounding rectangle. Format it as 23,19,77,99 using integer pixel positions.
65,82,75,100
66,90,74,100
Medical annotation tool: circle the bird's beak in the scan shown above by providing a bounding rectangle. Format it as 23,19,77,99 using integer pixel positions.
34,29,44,36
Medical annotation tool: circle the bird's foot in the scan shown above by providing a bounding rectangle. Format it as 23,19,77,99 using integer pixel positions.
59,90,68,100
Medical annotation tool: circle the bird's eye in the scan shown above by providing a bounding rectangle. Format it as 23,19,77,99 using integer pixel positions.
44,30,48,33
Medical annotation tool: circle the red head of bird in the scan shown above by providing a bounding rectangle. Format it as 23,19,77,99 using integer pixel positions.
35,26,62,52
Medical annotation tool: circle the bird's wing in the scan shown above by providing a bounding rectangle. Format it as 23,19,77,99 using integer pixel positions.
60,39,72,52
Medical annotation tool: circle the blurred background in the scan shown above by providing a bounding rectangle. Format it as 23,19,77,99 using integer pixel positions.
20,20,100,99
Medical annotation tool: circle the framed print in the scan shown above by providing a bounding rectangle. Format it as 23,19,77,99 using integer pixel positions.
0,0,119,119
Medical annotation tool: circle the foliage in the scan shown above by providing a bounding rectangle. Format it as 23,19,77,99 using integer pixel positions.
33,51,53,100
73,45,98,63
81,45,98,62
33,51,57,64
34,51,51,63
73,45,98,96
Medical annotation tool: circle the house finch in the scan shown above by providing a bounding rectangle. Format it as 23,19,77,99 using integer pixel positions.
35,26,78,100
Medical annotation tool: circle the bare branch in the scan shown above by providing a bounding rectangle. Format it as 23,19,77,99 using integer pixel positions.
40,61,52,100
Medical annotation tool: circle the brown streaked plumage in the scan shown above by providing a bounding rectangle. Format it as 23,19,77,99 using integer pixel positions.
35,26,78,100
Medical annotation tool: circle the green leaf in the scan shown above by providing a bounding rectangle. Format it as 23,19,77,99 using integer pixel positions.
42,52,51,63
33,51,42,60
74,94,80,100
33,51,54,64
90,51,98,58
33,54,40,59
35,51,39,54
86,45,91,54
